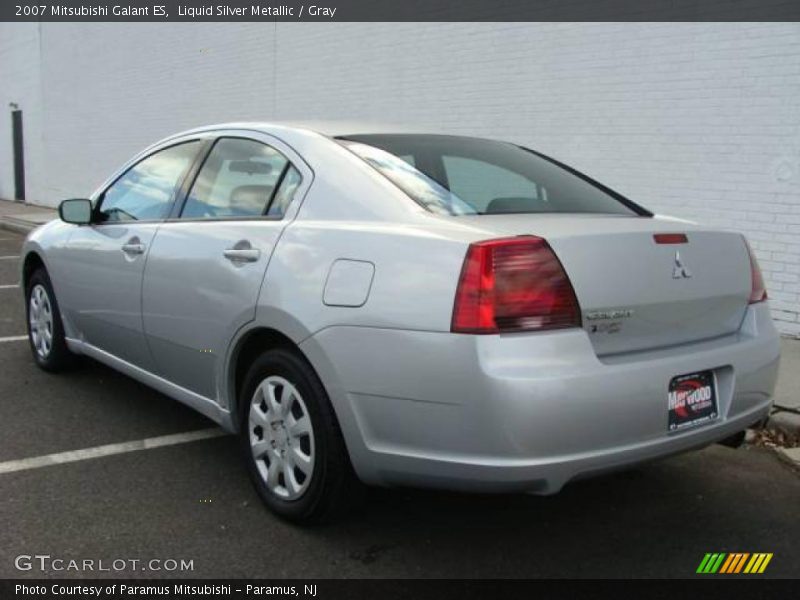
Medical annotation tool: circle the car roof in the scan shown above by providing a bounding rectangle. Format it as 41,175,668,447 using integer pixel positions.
177,120,432,139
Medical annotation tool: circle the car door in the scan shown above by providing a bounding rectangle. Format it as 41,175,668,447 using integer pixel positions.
141,132,310,400
58,140,203,371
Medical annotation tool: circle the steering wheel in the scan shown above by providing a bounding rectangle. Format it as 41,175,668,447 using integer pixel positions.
198,204,221,218
102,207,138,221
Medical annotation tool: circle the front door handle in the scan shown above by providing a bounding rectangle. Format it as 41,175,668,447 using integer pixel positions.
224,247,260,264
122,237,146,256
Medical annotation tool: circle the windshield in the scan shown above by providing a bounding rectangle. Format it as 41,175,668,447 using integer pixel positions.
340,134,647,217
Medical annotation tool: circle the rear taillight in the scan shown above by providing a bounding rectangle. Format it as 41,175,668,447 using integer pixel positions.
451,236,581,334
745,239,767,304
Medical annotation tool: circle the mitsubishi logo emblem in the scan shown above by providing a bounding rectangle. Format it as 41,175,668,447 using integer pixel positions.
673,251,692,279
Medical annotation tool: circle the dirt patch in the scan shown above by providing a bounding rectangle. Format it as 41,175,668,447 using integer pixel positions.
750,423,800,449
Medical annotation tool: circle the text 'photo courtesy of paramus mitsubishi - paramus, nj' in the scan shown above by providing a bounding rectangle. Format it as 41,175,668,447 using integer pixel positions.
20,123,780,523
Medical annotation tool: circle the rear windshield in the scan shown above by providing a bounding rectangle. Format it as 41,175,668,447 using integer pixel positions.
339,134,646,217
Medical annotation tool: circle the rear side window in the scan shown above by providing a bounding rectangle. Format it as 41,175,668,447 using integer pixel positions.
268,165,302,217
340,134,644,217
181,138,291,219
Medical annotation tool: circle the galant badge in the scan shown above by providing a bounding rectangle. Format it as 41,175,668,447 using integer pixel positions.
673,251,692,279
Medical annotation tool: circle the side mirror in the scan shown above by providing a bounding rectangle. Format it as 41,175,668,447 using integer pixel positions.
58,199,93,225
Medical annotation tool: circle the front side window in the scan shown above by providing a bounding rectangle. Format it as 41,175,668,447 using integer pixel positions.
98,141,200,222
340,134,644,217
181,138,292,219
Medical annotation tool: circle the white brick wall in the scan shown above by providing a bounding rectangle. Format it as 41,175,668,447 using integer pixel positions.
1,22,798,332
0,23,44,205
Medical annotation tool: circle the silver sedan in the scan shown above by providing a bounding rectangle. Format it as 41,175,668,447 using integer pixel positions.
21,123,780,523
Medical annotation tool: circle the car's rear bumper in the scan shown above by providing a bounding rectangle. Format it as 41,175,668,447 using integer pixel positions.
300,302,780,493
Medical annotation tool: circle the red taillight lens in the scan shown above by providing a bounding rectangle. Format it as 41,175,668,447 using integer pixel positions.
745,239,767,304
451,236,581,333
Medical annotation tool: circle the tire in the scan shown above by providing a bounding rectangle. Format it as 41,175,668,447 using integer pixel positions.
239,347,363,524
25,268,74,372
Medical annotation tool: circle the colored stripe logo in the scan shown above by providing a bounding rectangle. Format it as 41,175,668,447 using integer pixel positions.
697,553,773,574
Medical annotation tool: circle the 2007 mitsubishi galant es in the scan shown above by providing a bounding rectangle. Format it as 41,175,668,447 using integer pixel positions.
21,123,780,523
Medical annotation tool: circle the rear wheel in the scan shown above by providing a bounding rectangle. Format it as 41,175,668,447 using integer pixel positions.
25,268,74,372
239,348,362,524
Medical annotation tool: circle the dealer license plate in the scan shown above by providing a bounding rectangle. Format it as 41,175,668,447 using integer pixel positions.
668,370,718,432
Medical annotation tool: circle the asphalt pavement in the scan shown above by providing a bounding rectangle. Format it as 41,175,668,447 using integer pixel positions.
0,229,798,579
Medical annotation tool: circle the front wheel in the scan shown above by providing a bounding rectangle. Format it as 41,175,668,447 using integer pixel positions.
25,268,74,372
239,348,362,524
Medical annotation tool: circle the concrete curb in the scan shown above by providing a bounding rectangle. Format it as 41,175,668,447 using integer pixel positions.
776,446,800,470
0,199,57,235
770,409,800,432
0,216,41,235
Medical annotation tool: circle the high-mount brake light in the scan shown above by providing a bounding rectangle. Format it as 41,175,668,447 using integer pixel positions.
654,233,688,244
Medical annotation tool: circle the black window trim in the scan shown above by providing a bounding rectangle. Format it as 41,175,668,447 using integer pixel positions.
166,138,215,220
517,145,653,218
167,135,300,223
92,139,205,226
264,162,292,216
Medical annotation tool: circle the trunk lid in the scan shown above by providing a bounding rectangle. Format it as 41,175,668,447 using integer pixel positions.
456,214,752,356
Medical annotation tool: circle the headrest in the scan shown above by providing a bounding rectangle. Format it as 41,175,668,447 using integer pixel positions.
485,196,537,214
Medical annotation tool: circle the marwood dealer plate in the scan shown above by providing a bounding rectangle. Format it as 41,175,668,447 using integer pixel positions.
668,370,718,431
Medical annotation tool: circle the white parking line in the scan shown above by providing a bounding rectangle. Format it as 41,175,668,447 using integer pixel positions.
0,428,228,475
0,255,19,260
0,335,28,343
0,284,20,289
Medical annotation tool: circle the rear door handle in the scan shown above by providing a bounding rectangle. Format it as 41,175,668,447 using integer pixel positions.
223,248,260,263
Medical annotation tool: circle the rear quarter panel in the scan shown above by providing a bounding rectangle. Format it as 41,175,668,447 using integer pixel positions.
258,219,470,336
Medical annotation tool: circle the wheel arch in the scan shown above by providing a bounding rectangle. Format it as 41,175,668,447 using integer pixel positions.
228,326,297,427
225,323,371,485
225,317,350,433
21,250,46,290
